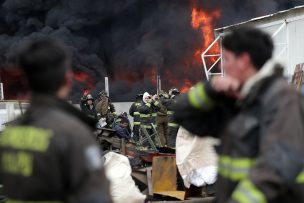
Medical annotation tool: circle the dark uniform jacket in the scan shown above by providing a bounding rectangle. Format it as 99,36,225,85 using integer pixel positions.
174,62,304,203
163,97,179,128
156,98,168,117
0,95,112,203
114,125,131,140
129,100,142,126
80,101,98,121
138,101,160,129
138,101,153,129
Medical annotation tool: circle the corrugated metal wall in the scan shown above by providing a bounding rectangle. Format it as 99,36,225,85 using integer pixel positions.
215,7,304,80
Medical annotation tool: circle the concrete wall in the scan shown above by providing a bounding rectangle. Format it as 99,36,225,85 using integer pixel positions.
113,102,134,125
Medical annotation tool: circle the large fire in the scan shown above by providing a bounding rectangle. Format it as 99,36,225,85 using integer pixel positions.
132,5,221,94
191,7,221,63
133,2,220,95
176,4,220,93
1,2,221,101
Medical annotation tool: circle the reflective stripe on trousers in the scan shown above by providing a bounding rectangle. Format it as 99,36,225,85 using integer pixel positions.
232,179,267,203
140,114,151,118
219,155,256,181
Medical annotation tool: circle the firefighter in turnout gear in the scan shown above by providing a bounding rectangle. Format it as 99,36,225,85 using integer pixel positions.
80,94,98,121
129,94,143,142
174,27,304,203
138,92,160,141
138,92,153,138
0,38,112,203
156,91,169,146
96,90,116,128
164,88,180,148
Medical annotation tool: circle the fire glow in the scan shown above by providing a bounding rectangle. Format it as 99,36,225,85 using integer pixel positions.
73,71,95,94
177,4,220,93
145,5,221,94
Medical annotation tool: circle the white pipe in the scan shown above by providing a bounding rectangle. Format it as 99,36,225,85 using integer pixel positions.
207,57,221,72
105,77,109,97
201,35,221,56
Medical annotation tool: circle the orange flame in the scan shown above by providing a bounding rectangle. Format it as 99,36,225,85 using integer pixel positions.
173,4,221,93
73,71,95,92
191,6,221,63
180,79,193,93
113,3,221,95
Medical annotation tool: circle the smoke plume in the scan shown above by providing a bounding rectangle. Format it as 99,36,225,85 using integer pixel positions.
0,0,302,102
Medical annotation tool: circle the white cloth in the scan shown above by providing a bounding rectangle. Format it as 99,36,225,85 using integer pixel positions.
187,166,218,187
104,152,146,203
98,117,107,128
142,92,150,103
176,127,219,188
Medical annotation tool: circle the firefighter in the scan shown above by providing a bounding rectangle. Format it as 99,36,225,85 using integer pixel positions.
138,92,153,139
96,91,116,117
0,38,112,203
80,94,98,120
174,27,304,203
129,94,143,142
164,88,180,148
156,91,169,146
96,90,116,128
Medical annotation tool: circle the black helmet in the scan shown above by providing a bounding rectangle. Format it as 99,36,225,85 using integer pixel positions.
136,93,143,99
170,88,180,96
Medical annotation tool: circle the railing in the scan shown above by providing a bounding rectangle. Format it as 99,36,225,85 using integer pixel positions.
202,21,288,80
201,35,223,81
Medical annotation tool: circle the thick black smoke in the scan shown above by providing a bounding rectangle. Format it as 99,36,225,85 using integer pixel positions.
0,0,302,102
208,0,304,25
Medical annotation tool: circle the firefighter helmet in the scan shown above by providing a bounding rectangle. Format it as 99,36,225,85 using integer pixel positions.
86,94,94,101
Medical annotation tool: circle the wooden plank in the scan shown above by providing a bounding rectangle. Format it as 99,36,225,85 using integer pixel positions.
152,156,177,193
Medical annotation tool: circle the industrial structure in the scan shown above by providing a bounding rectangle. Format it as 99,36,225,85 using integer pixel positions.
203,6,304,81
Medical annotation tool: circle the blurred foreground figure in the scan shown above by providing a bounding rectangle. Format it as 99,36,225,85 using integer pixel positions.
0,38,112,203
174,27,304,203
